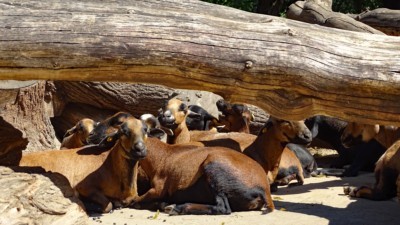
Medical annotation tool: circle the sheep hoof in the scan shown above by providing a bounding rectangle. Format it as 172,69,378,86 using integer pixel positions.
164,204,179,215
103,202,113,213
343,186,351,195
343,186,358,196
113,201,123,209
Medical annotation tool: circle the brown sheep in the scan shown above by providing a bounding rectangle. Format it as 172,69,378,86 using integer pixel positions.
342,122,400,201
215,99,254,133
215,99,316,187
341,122,400,149
60,118,98,149
344,139,400,201
157,98,203,144
100,135,274,215
89,114,276,214
158,98,312,188
19,116,147,213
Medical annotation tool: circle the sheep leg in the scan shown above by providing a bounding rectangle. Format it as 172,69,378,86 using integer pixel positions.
164,193,231,215
343,186,389,200
263,189,275,213
83,191,113,213
288,169,305,187
127,187,162,205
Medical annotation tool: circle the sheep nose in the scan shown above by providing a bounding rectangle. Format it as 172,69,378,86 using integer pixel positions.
300,129,312,144
164,110,172,118
134,142,146,151
303,130,312,141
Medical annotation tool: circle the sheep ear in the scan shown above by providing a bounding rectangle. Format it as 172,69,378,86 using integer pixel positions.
148,128,167,140
187,110,202,119
63,127,77,138
259,120,273,135
160,127,174,136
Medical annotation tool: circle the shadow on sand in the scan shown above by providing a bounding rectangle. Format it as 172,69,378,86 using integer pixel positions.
273,173,398,225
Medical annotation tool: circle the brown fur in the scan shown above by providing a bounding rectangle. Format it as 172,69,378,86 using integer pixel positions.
129,137,274,214
344,139,400,201
214,101,306,186
160,99,310,184
158,98,195,144
342,122,400,201
61,118,97,149
175,116,311,184
274,148,304,186
216,101,253,133
19,117,147,213
341,122,400,149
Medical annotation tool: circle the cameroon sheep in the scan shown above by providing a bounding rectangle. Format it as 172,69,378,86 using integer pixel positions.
215,99,254,133
87,111,132,145
341,123,400,149
60,118,98,149
342,122,400,201
306,115,386,177
274,144,318,189
159,98,313,189
89,114,274,215
344,139,400,201
186,105,218,131
215,99,317,187
103,135,274,215
19,116,147,213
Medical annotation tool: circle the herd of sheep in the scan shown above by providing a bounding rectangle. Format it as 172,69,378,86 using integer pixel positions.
11,98,400,215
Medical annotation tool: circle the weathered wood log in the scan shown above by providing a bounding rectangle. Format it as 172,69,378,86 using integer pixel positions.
348,8,400,36
50,81,268,137
287,1,384,34
1,0,400,125
0,81,60,163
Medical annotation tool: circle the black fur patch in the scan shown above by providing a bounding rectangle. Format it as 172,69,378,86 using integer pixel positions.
287,143,317,176
203,162,267,212
276,166,299,181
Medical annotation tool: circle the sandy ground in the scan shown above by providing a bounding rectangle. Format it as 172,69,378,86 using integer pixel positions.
89,172,399,225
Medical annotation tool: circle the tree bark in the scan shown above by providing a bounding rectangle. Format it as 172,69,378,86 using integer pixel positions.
287,0,384,34
348,8,400,36
1,0,400,125
0,81,60,164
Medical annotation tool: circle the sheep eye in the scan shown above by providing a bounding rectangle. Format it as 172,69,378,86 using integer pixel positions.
179,103,187,111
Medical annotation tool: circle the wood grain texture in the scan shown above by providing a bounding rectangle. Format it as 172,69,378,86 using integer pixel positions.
349,8,400,36
287,1,384,34
0,0,400,125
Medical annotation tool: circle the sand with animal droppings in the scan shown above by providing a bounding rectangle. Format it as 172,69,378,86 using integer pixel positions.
89,172,399,225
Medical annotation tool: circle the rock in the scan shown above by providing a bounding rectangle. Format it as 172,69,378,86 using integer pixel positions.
0,166,88,225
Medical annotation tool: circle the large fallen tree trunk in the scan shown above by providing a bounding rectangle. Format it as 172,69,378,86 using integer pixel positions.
287,0,384,34
1,0,400,125
348,8,400,36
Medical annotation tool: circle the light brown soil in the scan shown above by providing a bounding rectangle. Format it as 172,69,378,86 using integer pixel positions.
89,173,399,225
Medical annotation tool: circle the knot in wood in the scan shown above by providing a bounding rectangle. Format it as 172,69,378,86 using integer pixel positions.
287,29,295,36
52,62,60,69
245,61,253,69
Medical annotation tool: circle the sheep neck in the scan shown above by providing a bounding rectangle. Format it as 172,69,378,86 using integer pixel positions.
375,126,400,149
140,138,170,179
234,120,250,133
244,128,286,180
172,122,191,144
107,140,139,196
